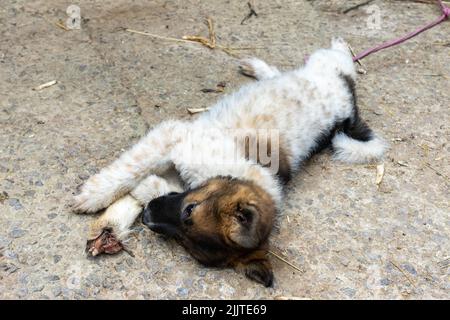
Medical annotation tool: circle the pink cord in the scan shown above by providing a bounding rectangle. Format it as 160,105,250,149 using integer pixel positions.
353,0,449,62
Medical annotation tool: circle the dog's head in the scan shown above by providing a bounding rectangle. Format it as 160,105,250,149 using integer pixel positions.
142,176,276,287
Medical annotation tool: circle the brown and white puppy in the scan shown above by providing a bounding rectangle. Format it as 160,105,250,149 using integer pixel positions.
143,177,276,286
73,39,387,286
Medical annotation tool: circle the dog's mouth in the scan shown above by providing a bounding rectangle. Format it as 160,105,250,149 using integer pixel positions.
143,221,180,239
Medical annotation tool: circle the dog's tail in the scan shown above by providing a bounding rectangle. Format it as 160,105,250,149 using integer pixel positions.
331,115,387,164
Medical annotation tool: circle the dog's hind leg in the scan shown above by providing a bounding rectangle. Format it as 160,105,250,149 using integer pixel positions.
86,172,184,256
130,168,183,205
304,38,356,80
73,120,187,214
239,58,281,80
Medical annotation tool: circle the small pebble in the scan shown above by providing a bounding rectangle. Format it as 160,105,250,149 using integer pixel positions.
31,284,45,292
17,287,28,298
52,287,62,297
176,287,189,297
58,223,70,233
125,258,134,267
0,191,9,203
341,287,356,298
47,213,57,219
401,264,417,275
8,198,23,210
0,263,19,274
10,226,26,238
0,236,11,248
53,255,62,263
75,289,88,298
102,278,114,289
3,250,18,259
19,273,29,284
78,174,89,180
46,275,60,282
24,190,35,197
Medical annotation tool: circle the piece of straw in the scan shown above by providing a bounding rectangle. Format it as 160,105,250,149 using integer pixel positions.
268,250,304,273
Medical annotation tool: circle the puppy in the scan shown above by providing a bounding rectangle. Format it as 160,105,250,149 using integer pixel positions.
73,38,387,287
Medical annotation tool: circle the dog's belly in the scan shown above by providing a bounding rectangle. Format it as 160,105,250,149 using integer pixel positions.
198,72,353,170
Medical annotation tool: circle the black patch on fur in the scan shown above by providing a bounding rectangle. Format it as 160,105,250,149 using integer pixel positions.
310,74,374,155
277,167,291,185
311,118,348,154
276,148,292,185
340,74,373,142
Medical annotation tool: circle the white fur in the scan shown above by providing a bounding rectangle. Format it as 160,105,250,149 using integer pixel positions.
93,195,142,239
73,120,186,213
239,58,281,80
332,133,387,164
74,38,387,239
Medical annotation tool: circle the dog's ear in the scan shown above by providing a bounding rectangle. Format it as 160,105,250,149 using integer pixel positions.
228,202,262,248
233,248,274,287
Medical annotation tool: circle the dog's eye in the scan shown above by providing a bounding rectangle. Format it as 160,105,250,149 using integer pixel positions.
182,203,196,222
236,207,253,227
237,214,247,223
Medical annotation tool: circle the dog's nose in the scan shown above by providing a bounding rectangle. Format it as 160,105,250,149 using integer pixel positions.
142,205,152,226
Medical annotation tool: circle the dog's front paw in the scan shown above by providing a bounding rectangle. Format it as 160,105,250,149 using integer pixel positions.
71,177,107,214
72,193,100,214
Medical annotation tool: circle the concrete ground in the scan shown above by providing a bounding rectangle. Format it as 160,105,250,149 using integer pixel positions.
0,0,449,299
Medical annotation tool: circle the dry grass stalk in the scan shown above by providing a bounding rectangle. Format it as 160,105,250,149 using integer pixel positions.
126,18,262,58
187,107,210,114
32,80,57,91
207,17,216,48
375,163,385,186
126,28,193,44
55,20,70,31
342,0,375,14
425,162,449,180
241,1,258,25
201,81,226,93
390,260,416,288
347,43,367,74
397,160,409,167
41,15,69,31
268,250,304,273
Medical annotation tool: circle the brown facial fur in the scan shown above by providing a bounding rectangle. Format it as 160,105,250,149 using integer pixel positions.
174,177,276,286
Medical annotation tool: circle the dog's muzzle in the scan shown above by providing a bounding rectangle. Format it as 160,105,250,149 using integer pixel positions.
142,191,186,238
